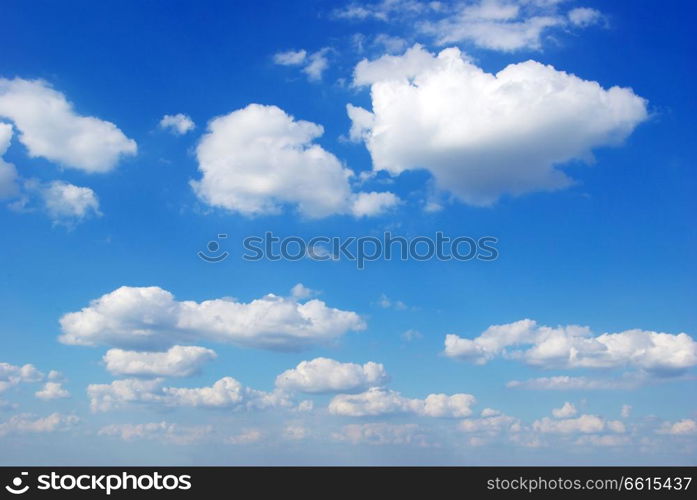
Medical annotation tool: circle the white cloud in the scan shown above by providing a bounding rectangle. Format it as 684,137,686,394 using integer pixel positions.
336,1,604,52
445,319,697,375
87,377,290,413
506,375,642,390
0,78,136,172
0,362,44,393
191,104,398,218
159,113,195,135
377,293,407,310
532,414,623,434
552,402,577,418
350,45,647,206
329,387,476,417
226,428,264,445
38,180,101,223
621,404,632,418
274,48,330,81
459,413,521,434
103,345,217,377
290,283,317,300
657,419,697,436
99,421,212,445
275,357,388,394
332,423,428,446
0,122,19,199
0,413,79,437
283,424,310,440
273,49,308,66
350,191,400,217
59,285,365,351
575,434,629,447
35,382,70,400
568,7,603,27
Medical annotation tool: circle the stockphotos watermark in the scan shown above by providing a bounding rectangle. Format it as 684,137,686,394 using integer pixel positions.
198,231,499,269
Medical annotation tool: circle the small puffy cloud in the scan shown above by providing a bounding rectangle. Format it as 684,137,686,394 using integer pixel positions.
401,329,423,342
226,428,264,445
273,49,308,66
575,435,630,447
103,345,217,377
332,423,428,446
568,7,603,27
459,413,521,434
0,362,44,393
59,285,365,351
532,414,622,434
350,45,647,206
0,122,19,199
290,283,317,300
656,419,697,436
552,402,577,418
39,180,101,223
377,294,407,310
99,421,212,445
283,424,310,441
328,387,475,417
35,382,70,400
274,48,330,81
0,78,136,172
191,104,398,218
0,413,79,437
621,405,632,418
275,357,388,394
159,113,195,135
445,319,697,375
87,377,289,413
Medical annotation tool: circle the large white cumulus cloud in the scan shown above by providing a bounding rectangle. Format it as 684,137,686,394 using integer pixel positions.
191,103,398,218
349,45,648,205
59,285,365,351
0,78,136,172
444,319,697,375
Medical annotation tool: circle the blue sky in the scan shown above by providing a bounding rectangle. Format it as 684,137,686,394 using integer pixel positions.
0,0,696,465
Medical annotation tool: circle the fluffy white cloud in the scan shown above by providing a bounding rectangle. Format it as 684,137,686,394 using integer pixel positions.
329,387,476,417
332,423,428,446
350,45,647,206
0,78,136,172
87,376,290,413
103,345,217,377
273,48,330,81
568,7,603,27
0,413,79,436
444,319,697,375
273,49,308,65
226,428,264,445
336,1,604,52
159,113,195,135
99,422,212,445
458,413,521,434
38,180,101,222
283,424,310,440
0,362,43,393
621,405,632,418
275,357,388,394
191,104,398,218
552,402,577,418
35,382,70,400
656,419,697,436
59,285,365,351
532,414,624,434
0,122,19,199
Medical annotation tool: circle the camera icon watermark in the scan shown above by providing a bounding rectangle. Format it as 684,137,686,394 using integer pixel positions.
5,472,29,495
197,234,229,263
